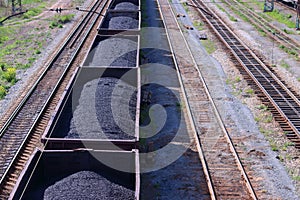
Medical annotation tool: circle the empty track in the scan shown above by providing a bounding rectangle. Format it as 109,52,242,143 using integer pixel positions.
0,0,111,198
219,0,300,55
189,0,300,149
157,0,258,198
276,0,297,13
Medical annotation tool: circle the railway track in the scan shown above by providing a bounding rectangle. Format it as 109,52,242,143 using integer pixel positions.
0,5,93,131
276,0,297,13
189,0,300,149
220,0,300,55
157,0,258,198
0,0,111,198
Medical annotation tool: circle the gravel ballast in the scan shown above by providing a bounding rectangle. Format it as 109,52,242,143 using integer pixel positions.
114,2,138,10
44,171,134,200
85,38,137,67
66,77,136,139
109,16,138,29
171,0,300,198
0,0,94,119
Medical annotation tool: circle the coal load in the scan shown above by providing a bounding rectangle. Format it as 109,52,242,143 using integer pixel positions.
95,77,136,139
114,2,138,10
44,171,134,200
66,77,136,139
86,38,137,67
109,16,138,29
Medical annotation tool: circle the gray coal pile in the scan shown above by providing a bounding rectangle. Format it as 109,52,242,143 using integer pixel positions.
44,171,135,200
95,77,136,139
114,2,138,10
86,38,137,67
109,16,138,29
66,77,136,140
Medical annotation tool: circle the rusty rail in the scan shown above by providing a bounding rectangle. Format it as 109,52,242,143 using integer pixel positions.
190,0,300,149
0,0,111,198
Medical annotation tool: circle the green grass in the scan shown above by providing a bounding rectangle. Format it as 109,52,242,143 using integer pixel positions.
281,142,294,151
293,176,300,181
263,115,273,123
259,128,273,136
245,88,254,95
254,116,261,122
201,40,216,54
0,85,6,99
2,67,17,83
28,57,36,64
23,7,43,19
279,45,298,57
193,21,204,30
257,104,268,111
49,21,59,29
58,14,75,24
280,60,290,69
216,0,237,22
182,2,189,13
270,140,278,151
22,0,44,4
0,0,59,99
225,78,232,85
0,27,47,99
235,76,241,83
49,14,75,28
229,16,238,22
1,1,47,21
266,9,295,28
257,27,267,37
0,26,15,44
216,3,226,13
282,28,294,34
232,89,242,96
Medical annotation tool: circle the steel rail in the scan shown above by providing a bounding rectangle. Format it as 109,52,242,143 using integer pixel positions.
157,0,258,199
222,0,300,52
275,0,297,13
190,0,300,147
156,1,216,200
0,0,101,137
0,0,108,190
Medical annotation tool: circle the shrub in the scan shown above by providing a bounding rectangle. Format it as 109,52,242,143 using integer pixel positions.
0,85,6,99
23,7,42,19
49,21,59,29
58,14,75,24
245,88,254,95
3,67,17,83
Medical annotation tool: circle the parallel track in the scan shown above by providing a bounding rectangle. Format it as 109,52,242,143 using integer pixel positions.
221,0,300,54
276,0,297,13
190,0,300,148
157,0,258,198
0,0,111,198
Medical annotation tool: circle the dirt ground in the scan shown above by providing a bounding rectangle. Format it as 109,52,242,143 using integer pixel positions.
0,0,92,118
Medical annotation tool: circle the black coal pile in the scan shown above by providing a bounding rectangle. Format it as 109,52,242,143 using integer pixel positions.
95,77,137,139
86,38,137,67
44,171,134,200
114,2,138,10
110,50,137,67
66,77,136,140
109,16,138,29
